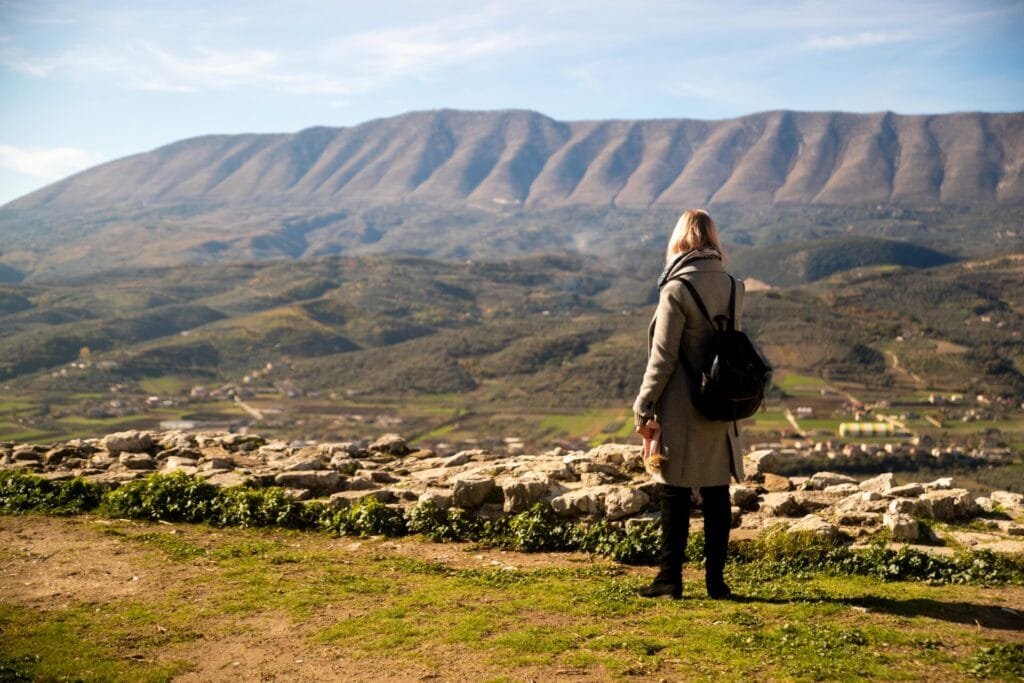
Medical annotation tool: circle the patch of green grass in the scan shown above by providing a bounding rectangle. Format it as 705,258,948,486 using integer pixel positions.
962,643,1024,679
490,625,576,664
777,372,827,392
7,517,1024,680
0,603,193,682
138,376,194,395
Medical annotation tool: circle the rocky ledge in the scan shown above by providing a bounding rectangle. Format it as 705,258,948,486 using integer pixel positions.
3,430,1023,553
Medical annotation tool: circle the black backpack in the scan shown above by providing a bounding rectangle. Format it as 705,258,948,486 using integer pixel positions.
674,275,772,422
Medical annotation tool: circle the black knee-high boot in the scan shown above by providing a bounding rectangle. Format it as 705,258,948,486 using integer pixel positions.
700,485,732,599
640,484,690,599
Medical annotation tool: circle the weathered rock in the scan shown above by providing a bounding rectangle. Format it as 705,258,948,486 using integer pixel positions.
273,470,342,495
823,483,861,496
625,512,661,529
43,446,81,466
317,442,360,457
761,492,803,517
884,512,919,541
118,453,156,470
762,473,792,492
500,474,550,513
586,443,644,472
920,489,979,521
788,514,840,540
39,471,75,482
329,489,396,506
923,477,955,492
888,483,924,498
452,475,495,509
346,476,378,491
201,456,234,471
580,471,615,487
743,449,779,480
157,431,198,451
837,511,882,527
12,447,42,462
162,455,200,474
995,521,1024,536
976,497,996,514
218,433,265,452
835,491,889,515
794,489,849,512
888,497,931,517
441,452,471,468
858,472,895,494
364,470,397,484
89,452,115,468
807,472,858,490
418,488,454,509
102,431,153,455
730,485,760,511
368,434,410,457
408,466,449,483
551,487,607,517
329,455,359,475
604,486,650,521
574,460,619,476
205,471,252,488
519,458,577,482
991,491,1024,511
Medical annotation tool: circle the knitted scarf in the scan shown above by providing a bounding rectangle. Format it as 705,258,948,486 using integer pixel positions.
657,247,722,288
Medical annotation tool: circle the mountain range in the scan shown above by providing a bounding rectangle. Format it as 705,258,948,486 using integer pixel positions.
8,109,1024,211
1,108,1022,280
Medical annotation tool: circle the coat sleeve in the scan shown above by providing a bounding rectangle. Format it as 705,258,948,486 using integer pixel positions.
633,281,686,419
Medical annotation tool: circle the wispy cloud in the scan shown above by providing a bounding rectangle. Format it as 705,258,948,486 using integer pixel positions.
4,42,359,95
2,6,560,96
0,144,100,178
804,30,914,50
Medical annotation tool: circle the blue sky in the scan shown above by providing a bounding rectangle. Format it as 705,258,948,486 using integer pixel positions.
1,0,1022,205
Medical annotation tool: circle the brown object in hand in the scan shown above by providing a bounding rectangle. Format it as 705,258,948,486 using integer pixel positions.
637,419,668,474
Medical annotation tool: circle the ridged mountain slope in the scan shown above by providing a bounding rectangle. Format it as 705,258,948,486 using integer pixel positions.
8,109,1024,212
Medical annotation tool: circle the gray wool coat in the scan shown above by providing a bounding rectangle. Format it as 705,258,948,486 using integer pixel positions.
633,255,746,488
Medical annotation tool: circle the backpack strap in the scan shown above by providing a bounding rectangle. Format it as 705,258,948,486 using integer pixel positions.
676,275,736,332
726,276,736,332
676,278,716,329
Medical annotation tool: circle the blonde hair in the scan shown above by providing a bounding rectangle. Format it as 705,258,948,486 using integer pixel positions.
665,209,724,262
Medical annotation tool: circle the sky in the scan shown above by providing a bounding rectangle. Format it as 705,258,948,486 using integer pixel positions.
1,0,1022,205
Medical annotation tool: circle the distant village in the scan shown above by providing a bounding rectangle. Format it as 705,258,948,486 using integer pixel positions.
25,356,1019,472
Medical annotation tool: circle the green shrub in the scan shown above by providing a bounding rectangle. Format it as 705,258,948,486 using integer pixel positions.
568,519,660,564
0,470,103,515
212,486,316,529
319,497,407,537
102,471,218,523
962,644,1024,679
406,501,482,541
503,504,571,552
2,470,1023,584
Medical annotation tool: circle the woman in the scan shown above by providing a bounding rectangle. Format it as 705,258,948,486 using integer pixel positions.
633,209,745,600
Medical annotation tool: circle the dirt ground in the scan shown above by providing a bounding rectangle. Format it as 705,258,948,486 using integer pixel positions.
3,515,1022,682
0,515,636,681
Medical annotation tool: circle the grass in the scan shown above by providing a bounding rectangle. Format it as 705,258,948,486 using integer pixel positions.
138,376,196,395
2,516,1023,681
776,372,828,393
